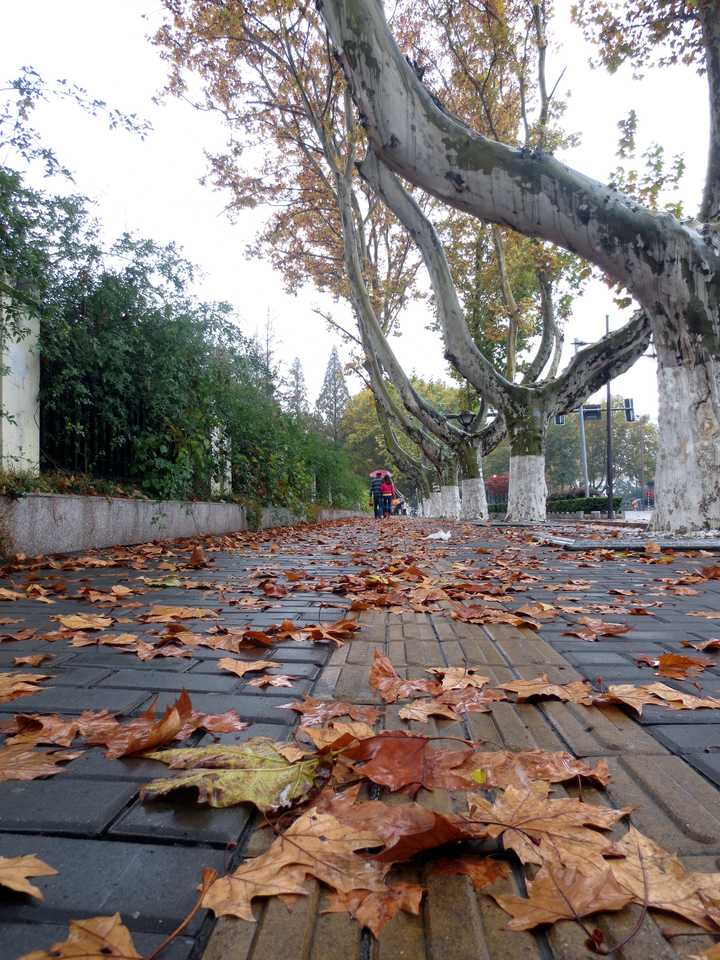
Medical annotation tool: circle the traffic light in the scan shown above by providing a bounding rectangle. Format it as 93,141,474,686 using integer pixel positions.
583,405,602,421
624,398,636,422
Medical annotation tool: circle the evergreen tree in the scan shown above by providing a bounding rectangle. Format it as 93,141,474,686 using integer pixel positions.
283,357,309,418
315,346,350,442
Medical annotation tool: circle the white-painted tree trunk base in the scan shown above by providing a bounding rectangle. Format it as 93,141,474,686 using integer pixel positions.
461,478,489,520
440,484,461,519
423,490,440,517
506,455,547,523
652,360,720,533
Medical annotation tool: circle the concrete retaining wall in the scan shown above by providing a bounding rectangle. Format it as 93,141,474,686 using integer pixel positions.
0,493,365,557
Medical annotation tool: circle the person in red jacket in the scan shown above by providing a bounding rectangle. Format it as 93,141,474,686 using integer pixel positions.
379,473,396,518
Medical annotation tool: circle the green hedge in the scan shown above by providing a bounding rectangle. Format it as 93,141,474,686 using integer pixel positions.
487,496,622,516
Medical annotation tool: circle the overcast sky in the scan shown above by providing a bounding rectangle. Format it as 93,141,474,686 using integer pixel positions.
2,1,708,418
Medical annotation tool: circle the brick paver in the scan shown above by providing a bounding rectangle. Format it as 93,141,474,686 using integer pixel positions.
4,518,720,958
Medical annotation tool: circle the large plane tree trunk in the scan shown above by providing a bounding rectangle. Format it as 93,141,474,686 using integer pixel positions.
505,401,548,524
653,327,720,532
458,442,488,521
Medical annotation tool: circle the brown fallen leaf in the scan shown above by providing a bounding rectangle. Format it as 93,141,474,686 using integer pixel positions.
0,672,50,703
564,617,631,641
84,690,193,758
218,658,277,678
259,579,287,598
467,781,629,867
0,854,57,899
50,614,113,630
636,652,713,680
247,674,297,688
369,650,441,703
1,713,80,747
284,695,381,727
69,632,138,649
0,587,25,601
398,699,459,722
188,544,208,568
300,721,377,751
432,855,509,891
13,654,53,667
461,750,611,789
609,826,720,930
426,666,489,690
341,731,472,796
0,628,36,642
437,686,508,714
0,743,82,781
683,638,720,652
644,682,720,711
175,709,249,741
451,604,536,628
689,611,720,620
202,807,388,921
142,605,218,623
500,674,594,705
322,882,424,937
19,913,141,960
494,865,632,930
595,682,720,715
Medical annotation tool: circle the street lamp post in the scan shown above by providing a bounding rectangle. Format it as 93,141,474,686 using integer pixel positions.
573,339,591,496
606,316,614,520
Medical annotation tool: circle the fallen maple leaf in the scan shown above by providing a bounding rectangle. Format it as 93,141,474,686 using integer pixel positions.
432,855,509,891
609,826,720,930
341,731,472,796
142,737,322,811
467,781,629,867
175,709,249,741
636,652,713,680
13,654,53,667
500,675,594,705
564,617,631,641
218,657,277,678
247,673,297,688
398,699,459,722
284,695,381,727
202,806,388,920
369,650,440,703
1,713,80,747
494,865,632,930
427,666,489,690
142,605,218,623
683,638,720,652
84,690,193,758
437,686,508,714
0,743,82,781
0,854,57,899
259,579,287,597
0,587,25,601
50,614,113,630
19,913,141,960
322,882,424,937
596,682,720,715
451,604,536,628
461,750,611,790
0,672,50,703
300,721,376,750
689,611,720,620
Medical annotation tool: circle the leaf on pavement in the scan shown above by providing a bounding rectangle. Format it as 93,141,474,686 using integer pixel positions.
689,611,720,619
19,913,141,960
427,666,489,690
467,782,629,867
564,617,631,641
0,743,83,781
596,682,720,715
306,619,360,645
218,658,277,678
322,882,424,937
451,605,536,628
341,731,472,796
0,587,26,601
682,638,720,652
175,709,249,741
69,632,138,648
142,736,322,812
300,721,376,751
398,699,459,722
432,855,509,891
609,826,720,929
436,686,508,714
0,854,57,899
369,650,441,703
142,605,218,623
84,690,193,758
461,750,611,789
636,652,712,679
202,806,388,920
247,673,297,688
1,713,80,747
500,675,594,705
283,695,380,726
13,654,53,667
494,865,632,930
0,672,50,703
51,614,113,630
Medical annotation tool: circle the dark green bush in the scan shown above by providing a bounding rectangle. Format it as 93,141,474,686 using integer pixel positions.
548,496,622,514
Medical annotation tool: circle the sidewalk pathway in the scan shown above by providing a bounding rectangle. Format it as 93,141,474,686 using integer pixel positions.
2,518,720,959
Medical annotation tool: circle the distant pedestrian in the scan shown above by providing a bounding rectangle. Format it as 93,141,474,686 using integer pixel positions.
369,471,384,518
379,473,396,518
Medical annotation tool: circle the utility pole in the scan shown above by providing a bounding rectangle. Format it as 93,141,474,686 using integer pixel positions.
606,316,614,520
573,339,590,496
